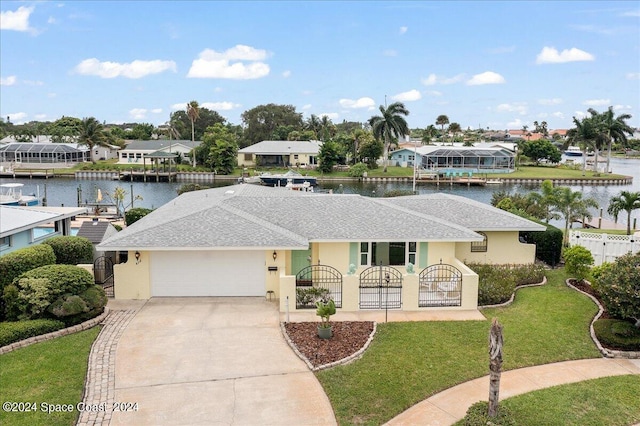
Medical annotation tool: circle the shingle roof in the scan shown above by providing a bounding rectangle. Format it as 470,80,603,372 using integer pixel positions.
103,184,551,251
123,140,200,151
238,140,322,155
77,220,119,244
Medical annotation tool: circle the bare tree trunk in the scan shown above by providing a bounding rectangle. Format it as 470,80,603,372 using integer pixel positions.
488,318,504,418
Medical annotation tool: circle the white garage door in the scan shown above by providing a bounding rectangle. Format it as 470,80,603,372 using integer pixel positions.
150,251,266,296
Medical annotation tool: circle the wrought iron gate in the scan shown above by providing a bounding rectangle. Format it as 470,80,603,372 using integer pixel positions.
295,265,342,308
94,256,114,297
418,263,462,307
359,265,402,309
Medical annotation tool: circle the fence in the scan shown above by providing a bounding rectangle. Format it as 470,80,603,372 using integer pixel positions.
569,231,640,266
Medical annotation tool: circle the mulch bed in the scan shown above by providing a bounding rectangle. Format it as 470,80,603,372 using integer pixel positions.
568,279,612,319
284,321,374,368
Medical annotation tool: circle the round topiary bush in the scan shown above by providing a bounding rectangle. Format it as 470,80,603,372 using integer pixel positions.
42,235,93,265
18,264,94,296
125,207,153,226
563,245,594,283
0,244,56,292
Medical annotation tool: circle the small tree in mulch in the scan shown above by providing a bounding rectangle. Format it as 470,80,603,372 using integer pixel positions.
563,245,594,284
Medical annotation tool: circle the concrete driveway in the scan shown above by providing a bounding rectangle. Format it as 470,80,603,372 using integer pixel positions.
110,298,336,425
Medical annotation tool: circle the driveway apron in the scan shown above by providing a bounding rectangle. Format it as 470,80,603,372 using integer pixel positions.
109,298,336,425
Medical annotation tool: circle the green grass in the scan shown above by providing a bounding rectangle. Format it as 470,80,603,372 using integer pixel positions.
485,165,627,180
317,268,601,425
501,375,640,426
0,327,101,426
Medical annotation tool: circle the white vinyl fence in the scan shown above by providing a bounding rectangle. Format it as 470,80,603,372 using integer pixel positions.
569,231,640,266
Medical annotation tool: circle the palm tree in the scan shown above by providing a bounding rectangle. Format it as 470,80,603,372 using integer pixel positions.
589,107,634,173
567,116,600,175
436,114,449,143
369,102,410,172
305,114,322,140
551,186,599,246
449,122,462,145
422,124,437,144
607,191,640,235
186,101,200,167
77,117,108,163
527,179,561,223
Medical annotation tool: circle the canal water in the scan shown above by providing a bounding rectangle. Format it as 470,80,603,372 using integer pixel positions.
3,157,639,226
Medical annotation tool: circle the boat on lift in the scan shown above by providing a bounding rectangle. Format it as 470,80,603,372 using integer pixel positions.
0,183,40,206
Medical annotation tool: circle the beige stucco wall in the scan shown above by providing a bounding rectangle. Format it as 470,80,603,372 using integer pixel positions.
113,251,151,299
427,242,458,265
266,250,284,298
237,153,255,167
455,231,536,264
316,242,351,273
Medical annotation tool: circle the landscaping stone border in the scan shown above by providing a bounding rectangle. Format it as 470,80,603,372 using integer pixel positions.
478,276,547,309
565,279,640,360
0,308,110,355
280,321,378,372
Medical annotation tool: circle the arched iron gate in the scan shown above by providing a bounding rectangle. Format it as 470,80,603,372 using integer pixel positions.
94,256,114,298
418,263,462,307
359,265,403,309
295,265,342,309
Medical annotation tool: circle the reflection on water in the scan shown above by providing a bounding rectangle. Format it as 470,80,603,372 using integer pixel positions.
2,158,639,227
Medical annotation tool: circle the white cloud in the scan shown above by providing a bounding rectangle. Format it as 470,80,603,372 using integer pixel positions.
506,118,525,129
339,97,376,109
613,104,633,111
426,90,443,96
302,104,312,110
467,71,505,86
0,6,34,31
7,112,28,123
399,26,408,35
35,114,47,120
496,103,527,115
574,110,588,119
74,58,177,79
383,49,397,57
48,16,56,24
282,70,291,78
319,112,339,120
621,10,640,17
552,111,565,119
421,73,465,86
23,80,43,86
151,108,163,114
626,72,640,80
47,92,56,98
583,99,610,106
392,89,421,102
535,46,595,64
187,45,270,79
538,98,563,105
129,108,147,119
0,75,17,86
201,101,240,111
214,87,223,92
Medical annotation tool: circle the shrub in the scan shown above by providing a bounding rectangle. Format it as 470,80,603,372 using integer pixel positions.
18,264,94,296
509,263,546,285
0,318,65,347
519,223,563,267
383,189,415,198
296,287,331,307
563,245,594,283
467,264,516,305
592,252,640,327
177,183,210,195
8,278,53,320
462,401,515,426
125,207,153,226
348,163,368,178
0,244,56,292
42,235,93,265
593,319,640,351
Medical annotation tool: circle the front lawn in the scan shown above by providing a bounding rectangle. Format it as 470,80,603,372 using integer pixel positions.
317,268,601,425
0,327,101,426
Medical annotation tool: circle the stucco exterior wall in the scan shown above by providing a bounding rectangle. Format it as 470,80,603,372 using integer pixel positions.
237,153,255,167
455,231,536,264
316,242,351,273
427,242,458,265
113,250,151,299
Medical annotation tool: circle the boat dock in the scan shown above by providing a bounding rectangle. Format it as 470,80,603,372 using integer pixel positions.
577,217,632,231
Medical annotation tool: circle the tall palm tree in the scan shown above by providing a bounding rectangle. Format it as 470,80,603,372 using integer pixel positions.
77,117,108,163
186,101,200,167
527,179,561,223
305,114,322,140
449,122,462,144
589,107,634,174
436,114,449,143
422,124,437,144
369,102,410,172
551,186,599,246
607,191,640,235
567,116,599,175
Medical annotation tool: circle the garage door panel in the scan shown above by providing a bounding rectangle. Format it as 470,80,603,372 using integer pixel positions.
151,251,265,296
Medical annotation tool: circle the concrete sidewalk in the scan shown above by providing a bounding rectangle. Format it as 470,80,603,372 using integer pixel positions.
385,358,640,426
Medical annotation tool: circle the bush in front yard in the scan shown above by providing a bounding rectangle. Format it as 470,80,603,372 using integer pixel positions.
4,265,106,324
0,318,65,347
0,244,56,292
467,264,516,305
591,252,640,327
125,207,153,226
42,235,93,265
563,245,594,283
519,223,563,267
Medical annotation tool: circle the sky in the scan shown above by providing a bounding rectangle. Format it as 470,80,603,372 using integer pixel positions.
1,1,639,132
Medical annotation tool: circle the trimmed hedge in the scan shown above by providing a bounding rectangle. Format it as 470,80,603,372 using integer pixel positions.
17,264,94,296
42,235,93,265
125,207,153,226
0,244,56,292
468,263,546,306
519,222,563,267
0,318,65,347
593,319,640,351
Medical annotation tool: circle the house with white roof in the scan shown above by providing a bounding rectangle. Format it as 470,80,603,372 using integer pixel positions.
117,140,201,164
98,184,544,312
0,205,88,256
237,140,322,168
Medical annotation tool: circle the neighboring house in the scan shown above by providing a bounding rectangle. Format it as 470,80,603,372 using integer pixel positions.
0,143,90,165
237,140,322,168
0,205,88,256
97,184,544,313
76,218,120,261
390,145,439,168
423,146,516,174
117,140,200,164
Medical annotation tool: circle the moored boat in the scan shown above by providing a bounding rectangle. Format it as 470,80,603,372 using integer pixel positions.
258,170,317,187
0,183,40,206
564,146,583,157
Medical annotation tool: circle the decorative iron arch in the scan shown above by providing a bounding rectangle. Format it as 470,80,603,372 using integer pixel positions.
358,265,403,309
295,265,342,309
418,263,462,307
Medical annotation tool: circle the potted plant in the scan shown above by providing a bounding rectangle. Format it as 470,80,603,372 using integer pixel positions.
315,299,336,339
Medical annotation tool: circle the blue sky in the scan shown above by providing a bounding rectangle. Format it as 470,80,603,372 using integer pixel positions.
1,1,639,131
